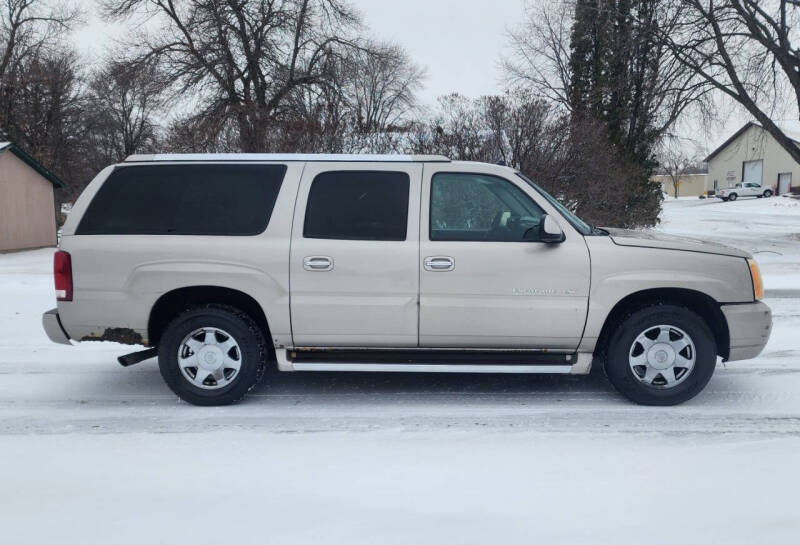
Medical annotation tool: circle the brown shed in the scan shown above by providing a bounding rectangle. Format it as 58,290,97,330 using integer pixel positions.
0,142,64,251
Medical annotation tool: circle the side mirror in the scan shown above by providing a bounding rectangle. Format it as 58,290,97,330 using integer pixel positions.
539,215,565,243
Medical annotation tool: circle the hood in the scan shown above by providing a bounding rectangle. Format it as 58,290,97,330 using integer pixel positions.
604,228,751,258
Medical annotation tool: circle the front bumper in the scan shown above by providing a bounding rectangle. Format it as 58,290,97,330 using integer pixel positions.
721,301,772,361
42,308,71,345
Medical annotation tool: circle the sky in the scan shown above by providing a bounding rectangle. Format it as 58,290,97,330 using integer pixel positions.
73,0,749,154
349,0,522,104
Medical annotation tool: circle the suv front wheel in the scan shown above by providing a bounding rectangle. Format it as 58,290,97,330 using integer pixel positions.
158,304,267,406
604,305,717,405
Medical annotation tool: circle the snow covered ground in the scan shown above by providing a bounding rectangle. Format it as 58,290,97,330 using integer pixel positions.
1,197,799,544
658,194,800,292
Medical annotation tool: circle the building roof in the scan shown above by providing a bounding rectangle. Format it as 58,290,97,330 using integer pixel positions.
705,120,800,162
0,142,65,188
124,153,452,163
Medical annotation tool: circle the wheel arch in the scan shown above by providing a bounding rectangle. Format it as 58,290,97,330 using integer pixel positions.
148,286,273,353
594,288,730,361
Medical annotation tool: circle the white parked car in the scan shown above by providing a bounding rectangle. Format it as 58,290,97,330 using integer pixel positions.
42,154,772,406
717,182,773,201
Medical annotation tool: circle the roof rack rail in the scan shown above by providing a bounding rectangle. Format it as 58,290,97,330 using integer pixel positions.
124,153,451,163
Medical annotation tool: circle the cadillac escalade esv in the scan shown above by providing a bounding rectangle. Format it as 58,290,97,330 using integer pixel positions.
42,154,772,406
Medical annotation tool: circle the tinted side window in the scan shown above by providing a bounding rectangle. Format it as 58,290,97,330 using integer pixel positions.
77,164,286,236
303,171,410,241
430,173,544,242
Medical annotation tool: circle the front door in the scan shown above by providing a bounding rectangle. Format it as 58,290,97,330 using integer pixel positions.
418,166,591,349
779,173,791,195
290,163,422,347
742,182,761,196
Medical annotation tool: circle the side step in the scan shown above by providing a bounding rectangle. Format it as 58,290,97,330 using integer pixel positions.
277,348,592,375
291,363,574,374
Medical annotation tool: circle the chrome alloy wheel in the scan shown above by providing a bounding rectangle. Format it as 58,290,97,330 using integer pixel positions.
628,325,696,388
177,327,242,390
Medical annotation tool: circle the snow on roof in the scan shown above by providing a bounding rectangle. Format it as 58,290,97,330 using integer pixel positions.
125,153,452,163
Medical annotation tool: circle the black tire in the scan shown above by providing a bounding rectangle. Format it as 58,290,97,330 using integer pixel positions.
158,304,267,406
728,192,738,201
604,305,717,406
763,189,773,198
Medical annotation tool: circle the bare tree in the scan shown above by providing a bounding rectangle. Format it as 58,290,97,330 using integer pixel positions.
0,0,81,145
266,40,424,152
503,0,574,107
658,140,702,198
102,0,363,152
1,48,89,200
662,0,800,164
344,42,425,133
85,60,165,166
413,94,495,162
0,0,80,82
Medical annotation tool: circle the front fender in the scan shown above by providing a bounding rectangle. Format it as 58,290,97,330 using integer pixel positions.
580,237,752,349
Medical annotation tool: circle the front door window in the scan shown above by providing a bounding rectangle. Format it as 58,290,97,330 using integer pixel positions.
430,173,544,242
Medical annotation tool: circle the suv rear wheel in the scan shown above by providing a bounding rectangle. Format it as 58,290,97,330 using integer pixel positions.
727,192,738,201
158,304,267,406
763,189,773,198
604,305,717,405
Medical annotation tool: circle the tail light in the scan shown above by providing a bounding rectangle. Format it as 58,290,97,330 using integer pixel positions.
54,251,73,301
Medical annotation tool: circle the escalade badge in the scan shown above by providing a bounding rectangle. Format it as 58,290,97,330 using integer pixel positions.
512,288,577,296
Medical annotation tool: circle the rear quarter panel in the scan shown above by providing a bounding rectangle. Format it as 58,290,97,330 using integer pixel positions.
57,162,303,347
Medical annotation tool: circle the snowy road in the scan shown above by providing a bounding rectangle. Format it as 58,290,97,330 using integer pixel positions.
2,197,799,544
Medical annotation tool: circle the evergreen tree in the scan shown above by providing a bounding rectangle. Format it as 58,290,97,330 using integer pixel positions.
568,0,663,228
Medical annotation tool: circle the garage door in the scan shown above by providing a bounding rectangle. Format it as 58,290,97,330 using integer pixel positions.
743,160,763,185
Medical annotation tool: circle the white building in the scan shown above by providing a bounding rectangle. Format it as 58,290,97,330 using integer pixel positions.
705,121,798,196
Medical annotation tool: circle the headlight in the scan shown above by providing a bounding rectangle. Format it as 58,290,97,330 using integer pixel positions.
747,258,764,300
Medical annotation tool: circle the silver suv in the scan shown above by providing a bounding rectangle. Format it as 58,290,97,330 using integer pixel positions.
42,154,772,406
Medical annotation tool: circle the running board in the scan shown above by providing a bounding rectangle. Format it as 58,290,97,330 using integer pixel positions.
291,363,574,374
276,349,593,375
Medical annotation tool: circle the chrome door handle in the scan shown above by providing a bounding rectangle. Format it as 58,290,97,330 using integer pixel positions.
303,256,333,271
424,256,455,272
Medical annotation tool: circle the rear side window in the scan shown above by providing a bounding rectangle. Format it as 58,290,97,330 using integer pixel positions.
303,171,410,241
76,164,286,235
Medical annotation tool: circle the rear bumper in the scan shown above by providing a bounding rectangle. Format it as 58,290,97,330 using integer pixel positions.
42,308,71,345
721,301,772,361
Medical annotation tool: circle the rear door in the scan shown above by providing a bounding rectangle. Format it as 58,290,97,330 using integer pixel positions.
289,162,422,347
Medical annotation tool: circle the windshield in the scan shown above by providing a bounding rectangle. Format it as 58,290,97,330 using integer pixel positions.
515,172,593,235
